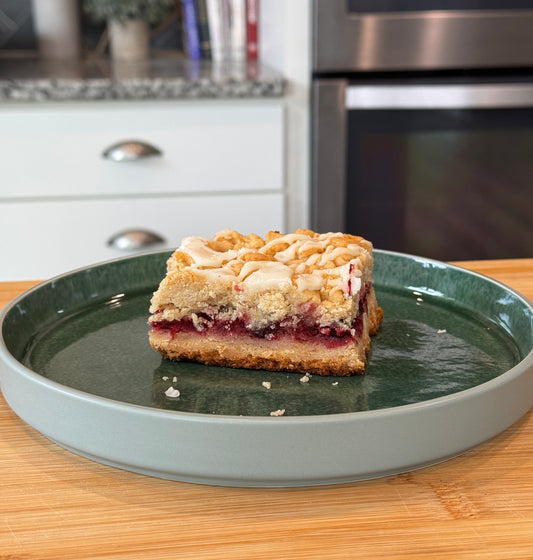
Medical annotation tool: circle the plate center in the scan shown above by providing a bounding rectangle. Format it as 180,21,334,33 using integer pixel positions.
23,285,520,416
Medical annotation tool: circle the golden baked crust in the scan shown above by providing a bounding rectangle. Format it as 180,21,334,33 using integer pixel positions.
149,229,383,376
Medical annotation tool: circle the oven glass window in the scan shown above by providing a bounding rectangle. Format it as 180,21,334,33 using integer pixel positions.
346,108,533,260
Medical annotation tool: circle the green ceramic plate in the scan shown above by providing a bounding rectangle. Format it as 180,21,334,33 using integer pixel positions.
1,250,532,486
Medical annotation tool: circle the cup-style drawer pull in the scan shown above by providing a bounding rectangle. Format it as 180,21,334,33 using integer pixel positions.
108,229,165,251
102,140,163,162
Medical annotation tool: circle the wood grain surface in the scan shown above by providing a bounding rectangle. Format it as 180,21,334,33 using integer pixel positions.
1,260,532,559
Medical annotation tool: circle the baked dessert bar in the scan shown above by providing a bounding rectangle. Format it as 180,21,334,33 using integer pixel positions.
148,229,383,376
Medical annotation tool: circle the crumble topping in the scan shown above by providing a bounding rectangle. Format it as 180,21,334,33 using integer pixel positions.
170,229,369,298
150,229,375,330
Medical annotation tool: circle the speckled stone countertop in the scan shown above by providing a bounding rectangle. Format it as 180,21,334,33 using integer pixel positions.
0,56,285,102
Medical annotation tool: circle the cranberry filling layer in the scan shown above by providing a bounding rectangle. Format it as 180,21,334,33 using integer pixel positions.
150,285,372,349
151,314,364,348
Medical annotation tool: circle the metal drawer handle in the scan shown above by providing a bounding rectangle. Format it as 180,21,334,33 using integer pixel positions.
108,229,165,251
102,140,163,162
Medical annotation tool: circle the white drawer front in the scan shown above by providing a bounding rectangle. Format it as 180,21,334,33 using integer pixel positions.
0,194,284,280
0,100,283,199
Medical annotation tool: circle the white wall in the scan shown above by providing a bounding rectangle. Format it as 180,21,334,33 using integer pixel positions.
260,0,312,231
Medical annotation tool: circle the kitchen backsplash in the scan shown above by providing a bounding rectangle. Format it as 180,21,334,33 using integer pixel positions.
0,0,183,54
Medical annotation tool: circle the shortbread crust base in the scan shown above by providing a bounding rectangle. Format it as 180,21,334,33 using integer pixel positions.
149,287,383,377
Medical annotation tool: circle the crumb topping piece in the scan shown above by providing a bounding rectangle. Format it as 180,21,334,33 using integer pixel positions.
164,386,180,398
270,409,285,417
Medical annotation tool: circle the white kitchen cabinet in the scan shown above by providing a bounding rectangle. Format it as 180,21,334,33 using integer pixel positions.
0,193,283,280
0,98,285,280
0,100,283,198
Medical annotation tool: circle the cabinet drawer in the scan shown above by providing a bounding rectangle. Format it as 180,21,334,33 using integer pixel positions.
0,194,284,280
0,100,283,199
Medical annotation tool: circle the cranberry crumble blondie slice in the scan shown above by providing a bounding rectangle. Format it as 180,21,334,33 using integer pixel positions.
148,228,383,376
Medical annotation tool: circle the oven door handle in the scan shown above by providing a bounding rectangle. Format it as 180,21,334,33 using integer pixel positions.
345,84,533,110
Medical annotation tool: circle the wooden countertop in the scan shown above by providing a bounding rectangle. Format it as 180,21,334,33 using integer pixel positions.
1,259,532,559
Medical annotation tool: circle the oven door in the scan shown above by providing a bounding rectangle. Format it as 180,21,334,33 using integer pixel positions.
312,80,533,260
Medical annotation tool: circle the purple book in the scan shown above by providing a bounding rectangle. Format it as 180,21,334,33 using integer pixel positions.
182,0,201,60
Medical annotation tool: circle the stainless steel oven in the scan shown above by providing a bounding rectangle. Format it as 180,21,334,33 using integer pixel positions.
311,0,533,260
